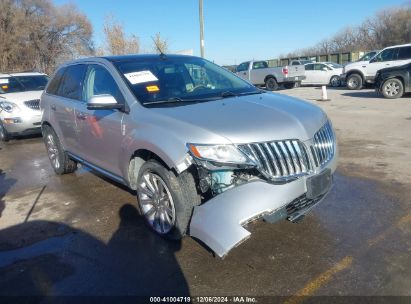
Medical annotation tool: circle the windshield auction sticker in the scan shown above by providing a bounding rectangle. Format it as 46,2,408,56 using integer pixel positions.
124,71,158,85
0,79,9,84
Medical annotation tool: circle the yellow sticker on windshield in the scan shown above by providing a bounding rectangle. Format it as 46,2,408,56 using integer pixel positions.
146,85,159,92
1,85,8,90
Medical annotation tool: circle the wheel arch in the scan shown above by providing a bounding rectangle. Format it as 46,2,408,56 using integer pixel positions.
346,70,365,81
128,149,177,191
264,74,277,83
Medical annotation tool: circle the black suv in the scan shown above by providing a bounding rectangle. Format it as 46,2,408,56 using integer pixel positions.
375,63,411,99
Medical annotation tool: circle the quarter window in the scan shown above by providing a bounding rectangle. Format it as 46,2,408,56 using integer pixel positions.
398,46,411,60
252,61,268,69
58,65,87,100
82,65,124,103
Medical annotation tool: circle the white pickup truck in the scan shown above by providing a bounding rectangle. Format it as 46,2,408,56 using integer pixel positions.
235,60,306,90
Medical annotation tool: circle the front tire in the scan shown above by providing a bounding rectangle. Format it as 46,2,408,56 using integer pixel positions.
0,123,10,142
42,125,77,175
265,77,279,91
136,159,200,240
346,74,363,90
381,78,404,99
329,76,341,87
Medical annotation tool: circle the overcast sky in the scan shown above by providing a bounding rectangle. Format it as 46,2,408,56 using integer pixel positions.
55,0,407,65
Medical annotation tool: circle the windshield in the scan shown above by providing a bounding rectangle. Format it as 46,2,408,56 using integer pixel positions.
326,62,343,68
114,56,260,105
0,75,49,94
357,51,377,62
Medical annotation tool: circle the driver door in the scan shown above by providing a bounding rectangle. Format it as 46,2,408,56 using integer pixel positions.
75,64,126,176
366,48,399,77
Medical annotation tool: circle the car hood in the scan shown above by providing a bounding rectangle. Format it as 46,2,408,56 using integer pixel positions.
0,91,42,105
148,92,327,143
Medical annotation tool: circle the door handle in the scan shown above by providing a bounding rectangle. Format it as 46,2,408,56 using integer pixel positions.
385,64,390,66
51,104,56,111
76,112,88,120
243,72,246,75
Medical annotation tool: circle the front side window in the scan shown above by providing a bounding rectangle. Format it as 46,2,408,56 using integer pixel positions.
82,65,124,103
58,65,87,100
236,62,249,72
114,56,258,105
374,48,398,62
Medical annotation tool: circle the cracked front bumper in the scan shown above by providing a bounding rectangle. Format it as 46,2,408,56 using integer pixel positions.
189,156,337,258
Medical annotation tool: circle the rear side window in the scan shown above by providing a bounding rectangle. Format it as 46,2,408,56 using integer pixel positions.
292,61,299,65
252,61,268,69
375,48,398,62
398,46,411,60
46,68,66,95
305,64,314,71
58,65,87,100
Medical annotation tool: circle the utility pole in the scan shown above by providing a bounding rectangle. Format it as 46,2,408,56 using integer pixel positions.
199,0,205,57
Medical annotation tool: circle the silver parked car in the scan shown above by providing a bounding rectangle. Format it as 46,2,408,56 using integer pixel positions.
0,72,49,141
41,55,338,257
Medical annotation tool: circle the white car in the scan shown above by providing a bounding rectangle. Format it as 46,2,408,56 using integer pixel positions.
0,72,49,141
301,62,343,87
341,43,411,90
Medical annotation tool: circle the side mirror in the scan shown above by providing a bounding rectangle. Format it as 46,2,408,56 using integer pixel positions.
87,94,123,110
322,67,328,71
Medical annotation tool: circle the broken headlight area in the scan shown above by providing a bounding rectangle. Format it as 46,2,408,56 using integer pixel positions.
186,143,269,200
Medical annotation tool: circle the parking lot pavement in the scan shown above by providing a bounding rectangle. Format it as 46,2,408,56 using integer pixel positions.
0,87,410,297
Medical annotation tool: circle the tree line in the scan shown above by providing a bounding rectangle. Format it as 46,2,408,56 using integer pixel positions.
282,4,411,58
0,0,168,75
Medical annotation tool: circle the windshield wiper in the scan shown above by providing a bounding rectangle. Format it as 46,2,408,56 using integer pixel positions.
237,89,265,96
220,91,238,98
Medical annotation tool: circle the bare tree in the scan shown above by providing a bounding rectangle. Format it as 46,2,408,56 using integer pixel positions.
152,32,168,54
286,5,411,58
101,15,139,55
0,0,93,74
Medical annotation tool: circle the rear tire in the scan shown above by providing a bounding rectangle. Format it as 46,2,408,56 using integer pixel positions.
346,74,363,90
136,159,200,240
265,77,279,91
0,123,10,142
42,125,77,175
381,78,404,99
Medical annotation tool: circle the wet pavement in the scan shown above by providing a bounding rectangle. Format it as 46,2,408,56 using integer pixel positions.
0,88,411,298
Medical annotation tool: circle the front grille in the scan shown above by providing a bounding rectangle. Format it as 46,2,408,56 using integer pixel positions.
286,194,324,215
238,140,311,179
238,121,335,180
24,99,40,110
311,120,335,167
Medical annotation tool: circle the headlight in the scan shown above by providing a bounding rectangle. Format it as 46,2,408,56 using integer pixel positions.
0,101,20,113
187,143,251,165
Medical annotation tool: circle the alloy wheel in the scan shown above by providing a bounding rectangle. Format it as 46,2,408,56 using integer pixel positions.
384,81,400,97
138,171,176,234
46,134,60,169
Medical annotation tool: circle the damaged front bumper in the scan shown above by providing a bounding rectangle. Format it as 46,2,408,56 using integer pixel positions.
189,156,337,258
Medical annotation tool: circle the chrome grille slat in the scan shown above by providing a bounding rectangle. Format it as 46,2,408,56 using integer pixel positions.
263,143,280,177
255,143,274,176
285,140,301,174
270,142,287,176
278,141,294,175
291,140,306,172
313,121,335,166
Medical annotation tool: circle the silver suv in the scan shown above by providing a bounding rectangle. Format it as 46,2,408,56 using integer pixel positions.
0,72,49,141
41,55,338,257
